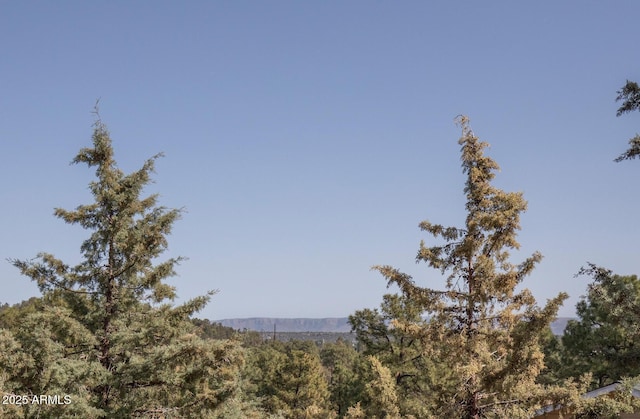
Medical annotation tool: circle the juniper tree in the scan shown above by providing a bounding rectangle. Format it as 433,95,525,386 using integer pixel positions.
374,116,575,418
6,117,244,418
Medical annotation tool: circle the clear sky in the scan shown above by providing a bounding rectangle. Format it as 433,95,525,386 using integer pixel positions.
1,1,638,320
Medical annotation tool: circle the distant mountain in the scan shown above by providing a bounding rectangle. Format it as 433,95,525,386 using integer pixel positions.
217,317,352,333
216,317,575,335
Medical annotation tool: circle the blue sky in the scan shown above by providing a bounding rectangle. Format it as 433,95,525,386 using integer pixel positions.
1,1,638,320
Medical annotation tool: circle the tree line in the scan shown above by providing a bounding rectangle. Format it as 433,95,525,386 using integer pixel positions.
0,83,638,418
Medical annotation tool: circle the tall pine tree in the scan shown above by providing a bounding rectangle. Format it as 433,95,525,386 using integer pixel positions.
5,115,244,418
374,116,575,418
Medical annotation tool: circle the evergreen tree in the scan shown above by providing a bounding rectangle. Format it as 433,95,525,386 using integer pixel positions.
245,341,332,418
536,326,566,387
320,339,363,417
358,355,400,419
373,116,574,418
191,318,237,340
0,297,43,330
3,116,244,418
0,305,106,418
562,264,640,389
349,294,450,417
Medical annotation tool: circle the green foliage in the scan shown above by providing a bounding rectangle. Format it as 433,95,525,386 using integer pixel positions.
349,294,450,417
245,341,333,418
616,80,640,116
0,306,106,418
319,339,363,417
372,116,576,418
562,264,640,390
3,117,245,417
537,327,566,386
192,318,237,340
190,318,264,347
11,107,640,417
350,294,424,358
0,297,44,330
614,80,640,162
358,355,400,419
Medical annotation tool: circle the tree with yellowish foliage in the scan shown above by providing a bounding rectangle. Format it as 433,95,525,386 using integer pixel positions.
373,116,578,418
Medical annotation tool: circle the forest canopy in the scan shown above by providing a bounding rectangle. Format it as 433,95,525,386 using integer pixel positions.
1,104,638,418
